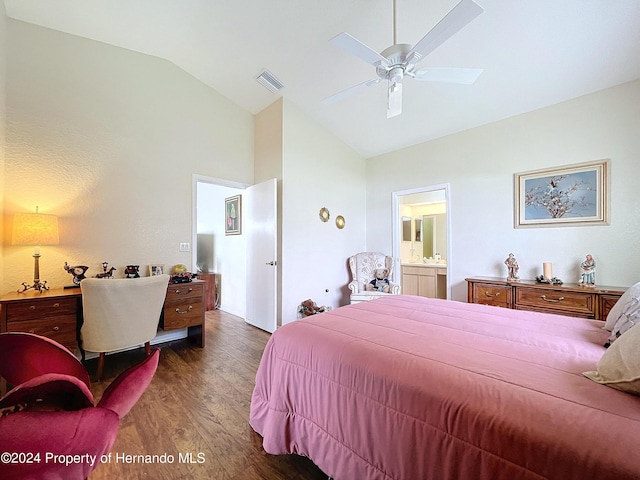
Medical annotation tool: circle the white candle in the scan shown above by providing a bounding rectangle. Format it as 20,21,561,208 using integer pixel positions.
543,262,553,279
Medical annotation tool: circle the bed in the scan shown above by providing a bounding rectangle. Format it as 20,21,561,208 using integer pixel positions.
249,295,640,480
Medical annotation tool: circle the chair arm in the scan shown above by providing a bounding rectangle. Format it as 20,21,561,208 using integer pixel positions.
390,282,401,294
348,280,359,294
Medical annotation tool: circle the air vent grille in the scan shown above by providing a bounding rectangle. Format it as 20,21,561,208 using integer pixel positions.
256,69,284,93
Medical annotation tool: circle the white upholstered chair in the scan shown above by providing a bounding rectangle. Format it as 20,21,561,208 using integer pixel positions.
80,274,169,380
348,252,400,304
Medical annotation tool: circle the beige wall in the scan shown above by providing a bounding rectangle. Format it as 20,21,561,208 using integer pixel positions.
281,99,366,323
2,18,254,293
367,80,640,301
0,2,5,288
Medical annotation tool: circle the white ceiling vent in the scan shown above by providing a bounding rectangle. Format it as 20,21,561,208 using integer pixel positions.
256,69,284,94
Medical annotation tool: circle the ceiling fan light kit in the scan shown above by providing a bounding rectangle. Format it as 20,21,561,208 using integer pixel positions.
324,0,484,118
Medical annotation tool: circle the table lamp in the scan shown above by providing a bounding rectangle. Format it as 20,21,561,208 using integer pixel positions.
12,207,60,293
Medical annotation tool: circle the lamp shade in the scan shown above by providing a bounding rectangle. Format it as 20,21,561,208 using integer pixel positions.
12,213,59,246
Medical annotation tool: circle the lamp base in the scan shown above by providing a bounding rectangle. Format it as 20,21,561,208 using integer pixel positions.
17,252,50,293
17,280,50,293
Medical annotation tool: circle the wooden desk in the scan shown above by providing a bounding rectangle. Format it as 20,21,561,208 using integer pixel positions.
0,279,205,352
466,276,626,320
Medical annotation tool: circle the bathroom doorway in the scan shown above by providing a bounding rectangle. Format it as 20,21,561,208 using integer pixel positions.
392,184,451,299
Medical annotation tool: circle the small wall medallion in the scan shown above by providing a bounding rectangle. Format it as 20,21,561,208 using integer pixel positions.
336,215,345,229
319,207,330,222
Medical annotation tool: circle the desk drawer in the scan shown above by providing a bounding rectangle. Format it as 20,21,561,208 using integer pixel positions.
7,316,77,351
471,283,511,308
6,297,77,322
165,283,203,302
163,300,203,330
515,287,595,317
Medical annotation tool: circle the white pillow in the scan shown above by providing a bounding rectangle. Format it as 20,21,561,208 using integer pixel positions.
604,281,640,331
606,298,640,346
584,319,640,395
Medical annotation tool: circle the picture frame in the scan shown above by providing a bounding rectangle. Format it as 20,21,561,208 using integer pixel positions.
514,159,609,228
225,195,242,235
149,264,165,276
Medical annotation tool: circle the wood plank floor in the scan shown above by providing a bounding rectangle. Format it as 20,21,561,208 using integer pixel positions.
88,310,328,480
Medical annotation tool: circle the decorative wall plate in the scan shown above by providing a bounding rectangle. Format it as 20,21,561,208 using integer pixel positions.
319,207,330,222
336,215,345,229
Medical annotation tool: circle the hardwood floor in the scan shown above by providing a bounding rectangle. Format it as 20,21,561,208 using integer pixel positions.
88,310,328,480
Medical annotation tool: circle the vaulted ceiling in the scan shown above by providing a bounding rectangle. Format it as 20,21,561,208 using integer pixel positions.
4,0,640,158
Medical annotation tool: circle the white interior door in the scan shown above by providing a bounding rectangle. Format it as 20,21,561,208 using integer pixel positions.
245,178,278,332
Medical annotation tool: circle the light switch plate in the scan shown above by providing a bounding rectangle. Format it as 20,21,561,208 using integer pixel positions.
179,242,190,252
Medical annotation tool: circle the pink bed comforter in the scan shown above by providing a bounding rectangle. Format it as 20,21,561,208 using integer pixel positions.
249,295,640,480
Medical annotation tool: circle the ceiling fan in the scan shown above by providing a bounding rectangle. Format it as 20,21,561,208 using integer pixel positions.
323,0,484,118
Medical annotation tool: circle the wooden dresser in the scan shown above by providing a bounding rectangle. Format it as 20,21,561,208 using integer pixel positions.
0,279,205,350
466,276,626,320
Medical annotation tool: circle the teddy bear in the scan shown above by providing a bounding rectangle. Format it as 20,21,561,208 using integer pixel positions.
366,268,390,293
300,299,325,316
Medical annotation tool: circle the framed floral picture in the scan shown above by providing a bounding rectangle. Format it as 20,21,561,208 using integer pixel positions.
514,159,609,228
225,195,242,235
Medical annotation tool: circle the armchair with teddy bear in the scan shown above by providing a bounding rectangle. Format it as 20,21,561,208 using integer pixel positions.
348,252,400,304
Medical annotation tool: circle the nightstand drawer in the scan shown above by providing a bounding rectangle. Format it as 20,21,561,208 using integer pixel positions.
6,297,77,322
163,300,204,330
7,316,77,351
471,283,512,308
165,283,203,302
515,287,595,317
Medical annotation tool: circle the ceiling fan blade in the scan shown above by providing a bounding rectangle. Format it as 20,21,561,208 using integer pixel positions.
387,81,402,118
408,0,483,64
322,78,381,105
413,67,483,84
329,32,389,67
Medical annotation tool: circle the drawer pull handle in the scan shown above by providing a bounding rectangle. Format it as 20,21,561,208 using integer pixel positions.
53,303,60,308
175,288,194,295
175,306,193,314
28,329,35,334
541,295,564,303
29,306,36,311
53,326,60,331
484,291,500,297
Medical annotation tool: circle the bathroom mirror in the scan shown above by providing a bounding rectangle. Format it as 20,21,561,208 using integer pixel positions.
402,216,411,242
422,214,447,260
414,218,422,242
422,216,435,258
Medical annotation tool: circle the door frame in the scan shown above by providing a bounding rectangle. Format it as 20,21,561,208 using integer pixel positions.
391,183,451,299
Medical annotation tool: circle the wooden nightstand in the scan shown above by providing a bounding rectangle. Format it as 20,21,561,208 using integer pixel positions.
0,288,81,353
466,277,626,320
161,280,205,347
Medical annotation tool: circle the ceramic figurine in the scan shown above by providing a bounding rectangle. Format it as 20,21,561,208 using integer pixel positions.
125,265,141,278
95,262,116,278
64,262,89,287
578,254,596,286
504,253,519,281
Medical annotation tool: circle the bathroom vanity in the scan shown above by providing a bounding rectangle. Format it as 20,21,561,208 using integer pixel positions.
401,264,447,299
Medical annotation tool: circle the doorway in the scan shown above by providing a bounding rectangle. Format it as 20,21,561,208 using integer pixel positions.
392,184,451,299
193,175,248,320
192,175,278,333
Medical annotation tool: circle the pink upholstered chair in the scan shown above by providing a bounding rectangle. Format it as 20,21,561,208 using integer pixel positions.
0,332,160,480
